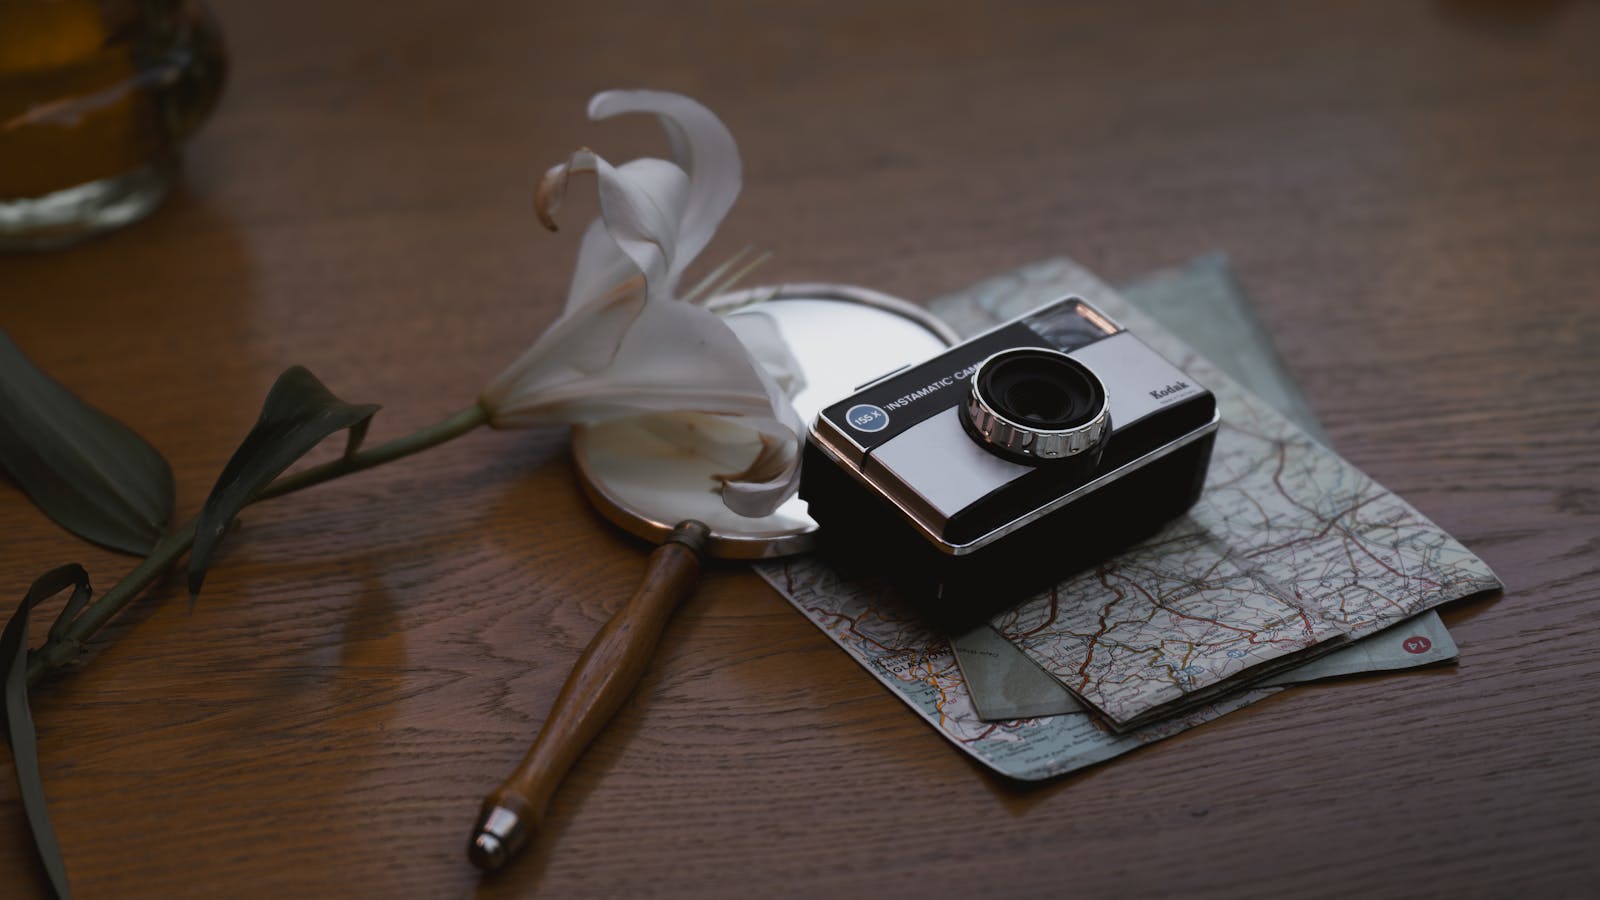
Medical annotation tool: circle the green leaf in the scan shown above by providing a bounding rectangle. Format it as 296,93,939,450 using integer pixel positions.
2,564,90,900
0,330,175,556
188,366,379,600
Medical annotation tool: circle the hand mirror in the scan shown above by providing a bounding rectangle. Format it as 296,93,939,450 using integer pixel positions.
470,284,955,871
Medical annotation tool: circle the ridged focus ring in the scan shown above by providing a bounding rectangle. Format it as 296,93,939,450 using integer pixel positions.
964,348,1110,461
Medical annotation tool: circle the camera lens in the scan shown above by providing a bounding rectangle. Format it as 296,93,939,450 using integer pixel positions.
964,348,1109,462
984,354,1099,429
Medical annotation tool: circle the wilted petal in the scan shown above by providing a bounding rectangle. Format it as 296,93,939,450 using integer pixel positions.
630,407,802,518
532,157,587,231
666,310,805,513
714,404,803,517
630,323,807,516
589,90,740,292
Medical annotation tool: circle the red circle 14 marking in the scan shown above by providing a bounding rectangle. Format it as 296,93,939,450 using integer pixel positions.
1402,636,1433,655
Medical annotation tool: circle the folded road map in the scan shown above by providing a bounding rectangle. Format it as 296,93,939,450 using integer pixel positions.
755,257,1501,779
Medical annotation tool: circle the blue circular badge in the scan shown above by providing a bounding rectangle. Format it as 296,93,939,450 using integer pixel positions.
845,404,889,433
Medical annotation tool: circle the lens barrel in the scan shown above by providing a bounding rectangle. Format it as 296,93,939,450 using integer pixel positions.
963,348,1110,463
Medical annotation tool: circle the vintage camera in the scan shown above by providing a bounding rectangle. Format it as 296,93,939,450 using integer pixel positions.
801,296,1218,627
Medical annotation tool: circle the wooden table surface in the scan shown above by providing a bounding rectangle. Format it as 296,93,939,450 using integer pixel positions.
3,1,1597,897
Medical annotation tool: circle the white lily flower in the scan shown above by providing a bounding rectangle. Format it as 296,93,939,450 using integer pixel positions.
480,90,805,518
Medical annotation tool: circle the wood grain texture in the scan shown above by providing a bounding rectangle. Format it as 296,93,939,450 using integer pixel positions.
2,1,1597,897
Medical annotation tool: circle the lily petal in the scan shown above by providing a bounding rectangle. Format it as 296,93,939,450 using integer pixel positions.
480,272,646,417
713,398,803,517
484,296,784,428
485,90,802,518
588,90,740,292
484,152,693,413
562,219,638,313
559,159,690,313
629,406,803,519
723,310,806,400
535,150,689,296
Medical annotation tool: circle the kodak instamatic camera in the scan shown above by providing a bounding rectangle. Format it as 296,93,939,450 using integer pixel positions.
801,296,1218,626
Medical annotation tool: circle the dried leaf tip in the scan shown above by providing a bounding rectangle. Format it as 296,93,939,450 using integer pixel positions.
534,146,595,232
534,171,561,231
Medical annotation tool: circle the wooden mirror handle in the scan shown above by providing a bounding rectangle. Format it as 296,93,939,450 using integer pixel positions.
468,521,711,872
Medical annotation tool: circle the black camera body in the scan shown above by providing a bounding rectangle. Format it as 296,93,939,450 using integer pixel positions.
801,296,1218,627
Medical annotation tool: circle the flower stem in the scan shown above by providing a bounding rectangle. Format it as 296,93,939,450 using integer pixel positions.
25,402,491,687
256,403,490,501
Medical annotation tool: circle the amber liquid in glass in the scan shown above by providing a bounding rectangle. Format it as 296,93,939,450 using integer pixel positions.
0,0,224,247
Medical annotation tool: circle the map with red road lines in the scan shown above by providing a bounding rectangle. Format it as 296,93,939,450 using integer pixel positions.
755,259,1501,778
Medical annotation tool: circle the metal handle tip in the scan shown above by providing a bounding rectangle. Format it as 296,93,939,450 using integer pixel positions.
468,803,528,873
468,832,507,872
